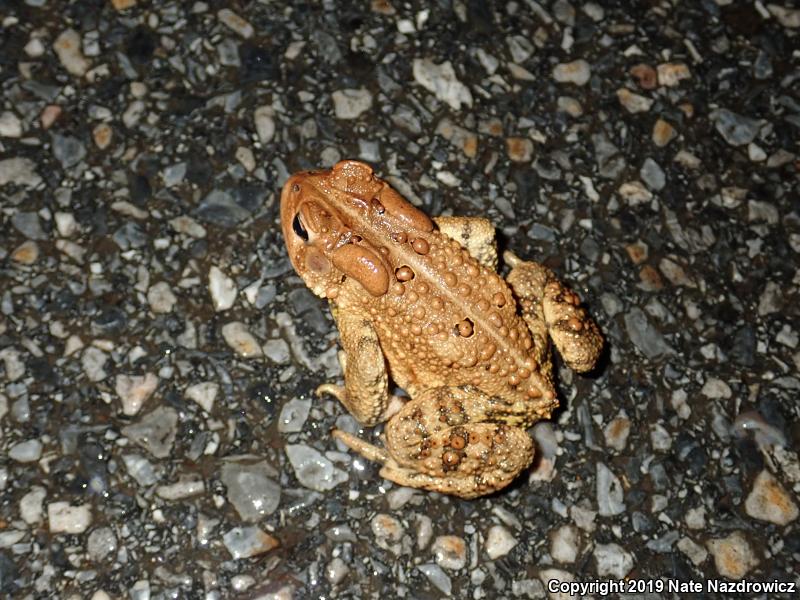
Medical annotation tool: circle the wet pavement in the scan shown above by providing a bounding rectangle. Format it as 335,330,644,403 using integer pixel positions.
1,1,799,598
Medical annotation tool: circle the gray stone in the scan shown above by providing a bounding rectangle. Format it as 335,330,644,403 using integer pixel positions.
11,212,47,240
52,134,87,169
220,460,281,521
121,407,179,459
712,109,761,146
624,307,673,359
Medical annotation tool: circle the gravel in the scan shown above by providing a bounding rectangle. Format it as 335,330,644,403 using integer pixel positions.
1,1,798,597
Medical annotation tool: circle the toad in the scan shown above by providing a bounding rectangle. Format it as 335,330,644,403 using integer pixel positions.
281,160,603,498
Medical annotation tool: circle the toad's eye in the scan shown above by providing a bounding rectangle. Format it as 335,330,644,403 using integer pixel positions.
292,213,309,241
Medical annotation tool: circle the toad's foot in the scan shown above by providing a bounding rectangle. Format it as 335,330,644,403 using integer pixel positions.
504,251,603,373
317,384,406,422
336,385,536,498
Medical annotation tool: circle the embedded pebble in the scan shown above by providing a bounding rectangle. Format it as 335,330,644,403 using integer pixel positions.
0,157,42,188
656,63,691,86
52,134,87,169
82,347,109,382
53,29,90,76
624,307,673,358
156,476,205,500
122,455,159,487
677,537,708,566
9,439,43,463
712,109,761,146
147,282,177,313
371,513,405,551
217,9,254,38
652,119,676,147
0,112,23,137
209,266,237,311
263,338,291,364
552,60,591,85
115,373,158,416
325,557,349,585
332,88,373,120
285,444,347,491
11,241,40,265
222,526,279,559
221,461,281,521
48,502,92,534
254,106,276,143
54,212,78,237
20,486,47,524
706,531,759,579
221,322,263,358
278,397,312,433
412,58,473,110
640,158,666,191
744,470,799,525
185,381,219,413
603,410,631,452
594,543,633,578
87,527,117,563
418,564,452,595
596,462,626,516
432,535,467,570
550,525,579,563
485,525,517,560
506,137,533,162
0,349,25,381
12,212,47,240
616,88,653,113
121,406,179,459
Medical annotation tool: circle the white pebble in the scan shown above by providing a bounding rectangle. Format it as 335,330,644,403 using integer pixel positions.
593,542,634,578
222,526,279,559
185,381,219,413
412,58,473,111
616,88,653,113
54,212,78,237
332,88,373,120
432,535,467,570
209,266,237,311
9,439,43,463
744,470,798,525
115,373,158,416
53,29,91,76
218,8,254,38
147,281,177,313
596,462,626,516
0,112,23,138
254,105,276,143
325,557,349,585
418,564,452,595
222,322,263,358
285,444,347,491
552,59,591,85
485,524,517,560
20,486,47,524
48,501,92,534
706,531,759,579
550,525,578,563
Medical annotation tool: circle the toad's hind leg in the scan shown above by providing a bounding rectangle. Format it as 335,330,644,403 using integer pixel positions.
434,216,498,270
504,251,603,373
366,386,534,498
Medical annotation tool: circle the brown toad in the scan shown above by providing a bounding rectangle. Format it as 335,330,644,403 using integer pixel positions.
281,160,602,498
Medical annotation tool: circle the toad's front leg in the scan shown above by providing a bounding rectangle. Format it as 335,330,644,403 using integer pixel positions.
333,385,534,499
316,305,407,426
